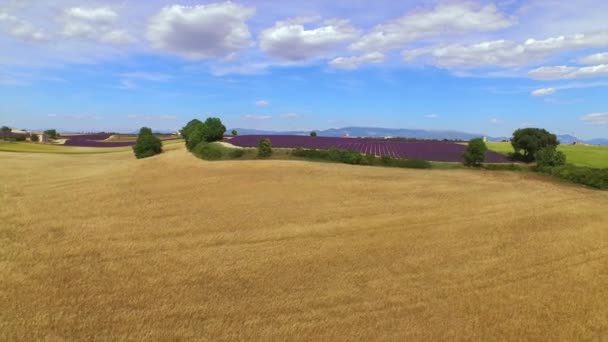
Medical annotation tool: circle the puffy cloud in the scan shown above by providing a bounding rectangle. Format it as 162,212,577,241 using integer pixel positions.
259,17,359,61
404,32,608,69
147,3,254,59
581,113,608,125
0,12,47,42
61,6,134,44
255,100,269,107
65,7,117,23
529,64,608,80
579,52,608,65
531,88,556,96
351,3,512,53
329,52,384,70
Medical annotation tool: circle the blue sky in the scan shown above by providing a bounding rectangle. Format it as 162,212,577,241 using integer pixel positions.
1,0,607,138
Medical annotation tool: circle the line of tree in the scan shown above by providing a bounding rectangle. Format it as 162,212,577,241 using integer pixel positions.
1,126,11,133
132,127,162,159
181,117,226,151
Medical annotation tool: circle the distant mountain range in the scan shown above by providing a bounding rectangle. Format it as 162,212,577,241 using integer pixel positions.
231,127,608,145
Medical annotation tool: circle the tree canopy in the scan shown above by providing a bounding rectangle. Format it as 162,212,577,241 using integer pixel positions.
511,128,559,161
132,127,162,159
182,117,226,151
463,138,487,166
1,126,11,133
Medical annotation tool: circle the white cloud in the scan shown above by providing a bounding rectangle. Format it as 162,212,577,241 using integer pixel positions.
0,12,48,42
424,114,438,119
404,32,608,69
259,17,359,61
351,3,512,53
529,64,608,80
254,100,269,107
61,6,134,44
244,114,272,120
329,52,384,70
581,112,608,125
579,52,608,65
65,7,117,23
531,88,556,96
281,112,299,119
147,3,254,59
489,118,503,125
48,114,103,120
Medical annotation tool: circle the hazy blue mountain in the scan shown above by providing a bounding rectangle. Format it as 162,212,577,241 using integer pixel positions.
557,134,580,144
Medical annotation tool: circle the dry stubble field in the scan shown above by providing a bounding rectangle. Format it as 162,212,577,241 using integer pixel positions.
1,145,608,341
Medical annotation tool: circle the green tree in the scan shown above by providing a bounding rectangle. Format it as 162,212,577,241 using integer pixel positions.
511,128,559,161
310,131,317,137
44,129,58,139
463,138,487,166
257,138,273,158
186,124,207,151
31,134,39,142
231,129,238,136
1,126,11,132
132,127,162,159
181,119,203,140
535,147,566,168
202,117,226,142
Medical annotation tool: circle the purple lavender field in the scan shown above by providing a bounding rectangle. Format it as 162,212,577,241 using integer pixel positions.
229,135,510,163
63,134,135,148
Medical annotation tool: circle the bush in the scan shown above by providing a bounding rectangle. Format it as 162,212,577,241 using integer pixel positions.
538,164,608,189
258,138,273,158
310,131,317,137
483,164,523,171
229,149,245,158
231,129,238,136
293,148,432,169
380,156,432,169
1,126,11,132
193,142,224,160
463,138,487,166
31,134,39,142
132,127,162,159
535,147,566,168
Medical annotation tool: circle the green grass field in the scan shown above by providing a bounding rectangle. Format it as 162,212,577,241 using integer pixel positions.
0,139,183,154
486,142,608,169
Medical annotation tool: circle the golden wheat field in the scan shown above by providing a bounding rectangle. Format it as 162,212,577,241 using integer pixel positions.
1,145,608,341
